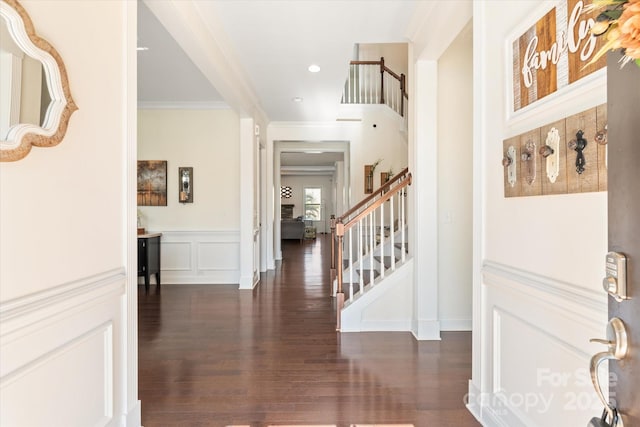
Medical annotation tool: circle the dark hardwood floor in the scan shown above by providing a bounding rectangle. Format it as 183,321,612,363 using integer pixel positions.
138,234,479,427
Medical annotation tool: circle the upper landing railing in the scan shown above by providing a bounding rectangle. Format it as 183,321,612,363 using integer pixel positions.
341,57,408,119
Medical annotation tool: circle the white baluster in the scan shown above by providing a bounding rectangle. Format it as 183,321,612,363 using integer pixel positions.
369,210,374,286
401,186,406,263
348,227,353,301
380,201,385,279
391,193,395,271
358,217,364,294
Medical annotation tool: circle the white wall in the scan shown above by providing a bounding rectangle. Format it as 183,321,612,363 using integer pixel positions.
268,106,408,261
437,23,473,331
270,109,407,208
469,1,608,425
280,174,334,233
0,1,137,425
358,43,408,80
137,108,240,230
137,108,241,284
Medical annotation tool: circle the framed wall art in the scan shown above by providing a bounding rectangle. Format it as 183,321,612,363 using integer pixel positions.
137,160,167,206
506,0,607,122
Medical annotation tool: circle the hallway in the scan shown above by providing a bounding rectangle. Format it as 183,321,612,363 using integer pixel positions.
138,235,479,426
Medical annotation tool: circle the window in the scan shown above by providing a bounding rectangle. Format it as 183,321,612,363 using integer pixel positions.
304,187,321,221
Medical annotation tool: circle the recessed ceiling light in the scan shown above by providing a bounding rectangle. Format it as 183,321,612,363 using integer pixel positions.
308,64,321,73
292,97,303,103
136,46,149,51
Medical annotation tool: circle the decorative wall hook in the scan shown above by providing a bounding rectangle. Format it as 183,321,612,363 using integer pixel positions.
503,145,517,187
541,127,560,183
539,145,554,158
595,124,608,145
568,130,587,174
521,140,536,185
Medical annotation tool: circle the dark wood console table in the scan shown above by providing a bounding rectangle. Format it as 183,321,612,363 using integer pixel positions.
138,232,161,290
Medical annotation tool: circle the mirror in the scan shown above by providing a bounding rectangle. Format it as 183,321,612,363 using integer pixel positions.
0,0,77,162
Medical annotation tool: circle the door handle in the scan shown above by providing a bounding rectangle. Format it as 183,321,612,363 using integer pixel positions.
589,317,628,423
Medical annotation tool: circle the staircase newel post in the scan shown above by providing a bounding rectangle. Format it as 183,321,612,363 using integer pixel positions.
330,214,336,295
379,57,385,105
335,222,345,331
400,73,406,117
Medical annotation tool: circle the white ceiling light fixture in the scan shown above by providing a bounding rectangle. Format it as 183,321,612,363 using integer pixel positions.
292,97,303,103
308,64,320,73
136,46,150,51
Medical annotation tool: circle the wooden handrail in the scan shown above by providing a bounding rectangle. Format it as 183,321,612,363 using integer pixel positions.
383,66,401,81
341,175,411,233
336,167,409,223
349,60,382,65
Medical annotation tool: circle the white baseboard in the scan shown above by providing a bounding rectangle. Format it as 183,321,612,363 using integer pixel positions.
440,318,472,331
238,274,257,290
411,319,441,340
341,319,412,332
124,399,141,427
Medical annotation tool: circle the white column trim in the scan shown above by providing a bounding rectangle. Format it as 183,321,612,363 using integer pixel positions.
411,59,440,341
239,118,257,289
471,0,493,406
123,0,140,424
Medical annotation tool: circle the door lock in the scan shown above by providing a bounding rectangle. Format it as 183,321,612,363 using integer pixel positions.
603,252,628,301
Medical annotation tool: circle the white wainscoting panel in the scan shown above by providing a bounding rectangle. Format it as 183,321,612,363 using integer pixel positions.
470,261,608,427
159,231,240,284
162,241,192,271
198,242,240,271
0,270,125,427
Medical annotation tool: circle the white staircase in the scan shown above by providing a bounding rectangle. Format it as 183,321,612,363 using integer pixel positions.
330,168,412,331
333,225,408,297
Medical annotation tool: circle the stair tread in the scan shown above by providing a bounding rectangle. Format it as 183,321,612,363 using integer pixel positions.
373,255,399,269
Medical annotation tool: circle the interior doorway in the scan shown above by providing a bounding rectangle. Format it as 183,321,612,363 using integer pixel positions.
274,141,350,261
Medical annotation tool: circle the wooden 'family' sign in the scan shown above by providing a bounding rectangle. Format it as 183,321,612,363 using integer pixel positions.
512,0,607,112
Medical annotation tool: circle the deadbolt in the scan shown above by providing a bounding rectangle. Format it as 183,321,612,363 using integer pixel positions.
603,252,628,301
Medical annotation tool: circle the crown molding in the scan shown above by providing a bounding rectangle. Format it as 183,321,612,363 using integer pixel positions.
137,101,230,110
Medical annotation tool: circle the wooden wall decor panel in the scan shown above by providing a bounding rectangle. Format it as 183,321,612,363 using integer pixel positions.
567,0,608,84
511,0,606,113
540,119,568,195
503,137,521,198
566,107,598,193
503,105,607,198
519,129,542,197
596,103,608,191
533,8,558,102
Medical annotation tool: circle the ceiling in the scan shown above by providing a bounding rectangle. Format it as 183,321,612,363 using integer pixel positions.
137,1,418,175
137,0,418,120
137,1,223,106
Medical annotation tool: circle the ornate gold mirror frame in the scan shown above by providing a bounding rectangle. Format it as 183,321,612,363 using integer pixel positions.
0,0,77,162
